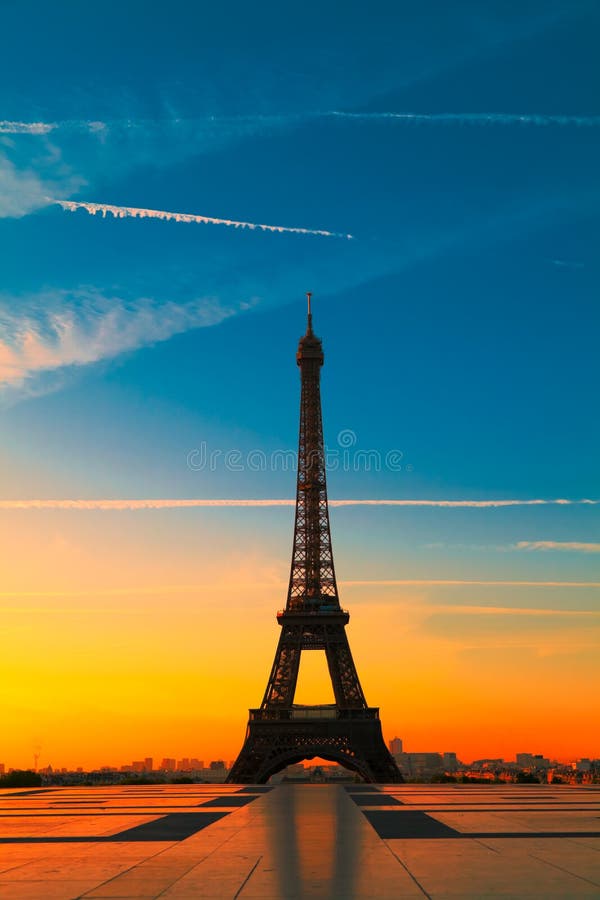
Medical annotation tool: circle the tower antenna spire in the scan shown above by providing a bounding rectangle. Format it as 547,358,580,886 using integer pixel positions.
306,291,313,333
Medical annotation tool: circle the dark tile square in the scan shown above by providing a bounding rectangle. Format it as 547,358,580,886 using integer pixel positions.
364,810,460,839
237,786,273,793
200,795,258,807
344,785,380,792
108,812,227,841
351,794,403,806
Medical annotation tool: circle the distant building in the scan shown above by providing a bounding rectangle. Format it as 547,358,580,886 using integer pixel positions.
160,758,176,771
472,758,504,771
144,758,153,772
442,752,459,772
413,753,443,774
389,737,403,755
177,758,191,771
131,761,145,773
516,753,534,767
516,753,550,769
190,759,204,770
394,752,444,777
574,758,592,772
0,763,4,775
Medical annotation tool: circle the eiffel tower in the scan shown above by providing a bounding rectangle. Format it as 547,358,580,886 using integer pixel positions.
227,295,402,784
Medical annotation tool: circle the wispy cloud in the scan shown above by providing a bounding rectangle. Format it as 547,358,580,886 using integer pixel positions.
342,579,600,588
0,145,85,219
331,499,599,507
516,541,600,553
550,258,585,268
425,605,599,617
332,111,600,127
424,539,600,553
0,121,57,134
0,290,236,395
0,115,298,137
0,155,81,218
1,586,597,608
53,199,352,239
0,498,597,510
3,110,600,136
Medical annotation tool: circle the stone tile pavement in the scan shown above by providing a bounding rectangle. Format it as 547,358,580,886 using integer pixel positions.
0,784,598,898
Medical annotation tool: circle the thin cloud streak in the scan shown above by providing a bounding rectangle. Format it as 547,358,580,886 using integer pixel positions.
1,588,598,608
331,499,599,507
1,498,596,510
551,258,585,269
342,579,600,588
0,121,57,134
0,156,82,219
0,116,297,135
332,111,600,127
422,605,599,617
53,199,352,239
4,111,600,135
517,541,600,553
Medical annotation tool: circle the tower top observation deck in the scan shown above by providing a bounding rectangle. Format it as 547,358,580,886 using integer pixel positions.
297,291,324,365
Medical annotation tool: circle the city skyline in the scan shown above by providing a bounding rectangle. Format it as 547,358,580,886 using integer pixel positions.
3,745,597,780
1,1,599,772
2,737,596,778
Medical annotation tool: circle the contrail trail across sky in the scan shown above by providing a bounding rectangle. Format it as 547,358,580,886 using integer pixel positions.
331,111,600,127
53,199,353,239
0,121,58,134
1,498,597,510
1,584,599,601
3,111,600,134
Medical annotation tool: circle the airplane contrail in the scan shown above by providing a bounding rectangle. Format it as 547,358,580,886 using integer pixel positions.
0,498,597,510
0,115,295,134
53,199,353,239
4,111,600,134
331,498,598,508
331,111,600,127
342,579,600,588
0,121,58,134
1,584,599,603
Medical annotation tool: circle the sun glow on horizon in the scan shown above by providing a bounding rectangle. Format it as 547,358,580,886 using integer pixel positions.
1,508,598,771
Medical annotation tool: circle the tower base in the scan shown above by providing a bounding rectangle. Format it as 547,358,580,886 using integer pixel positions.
227,707,404,784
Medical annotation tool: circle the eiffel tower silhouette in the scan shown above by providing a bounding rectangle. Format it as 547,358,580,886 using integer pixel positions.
227,295,402,784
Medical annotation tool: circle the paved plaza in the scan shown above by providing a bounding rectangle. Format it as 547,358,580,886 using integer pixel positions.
0,783,598,898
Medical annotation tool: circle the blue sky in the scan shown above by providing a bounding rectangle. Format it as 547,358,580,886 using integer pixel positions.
1,0,599,538
0,1,599,763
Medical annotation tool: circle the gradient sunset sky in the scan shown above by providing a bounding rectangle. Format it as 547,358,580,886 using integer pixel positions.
1,0,599,771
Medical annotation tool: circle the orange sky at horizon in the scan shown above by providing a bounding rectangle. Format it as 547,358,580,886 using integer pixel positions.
2,509,598,771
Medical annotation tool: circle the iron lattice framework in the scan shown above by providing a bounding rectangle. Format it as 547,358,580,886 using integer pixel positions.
227,296,402,784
